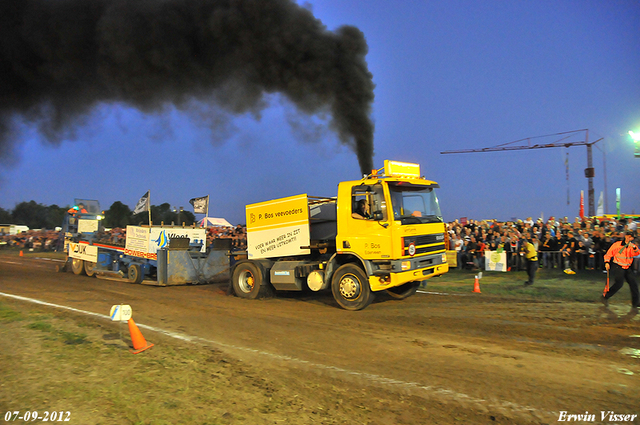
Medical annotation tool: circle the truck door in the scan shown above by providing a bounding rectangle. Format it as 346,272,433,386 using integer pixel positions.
347,184,391,259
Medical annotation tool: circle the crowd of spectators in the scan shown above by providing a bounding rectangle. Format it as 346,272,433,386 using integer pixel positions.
0,229,62,251
0,224,248,252
3,216,638,275
90,225,248,250
105,228,127,245
206,225,247,250
448,216,640,274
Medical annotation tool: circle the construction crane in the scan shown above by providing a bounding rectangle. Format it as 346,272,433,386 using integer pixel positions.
441,129,604,217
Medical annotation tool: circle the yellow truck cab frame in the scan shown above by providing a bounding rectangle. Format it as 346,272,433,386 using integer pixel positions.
232,160,449,310
330,160,448,308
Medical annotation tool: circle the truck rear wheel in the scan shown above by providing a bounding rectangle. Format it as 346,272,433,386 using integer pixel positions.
386,281,420,299
232,262,267,299
71,258,86,275
84,261,97,277
331,264,374,311
127,264,144,284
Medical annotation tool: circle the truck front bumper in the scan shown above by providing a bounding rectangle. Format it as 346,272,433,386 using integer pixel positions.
368,255,449,292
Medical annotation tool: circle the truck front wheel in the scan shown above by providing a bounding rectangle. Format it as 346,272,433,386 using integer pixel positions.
71,258,86,275
331,264,374,311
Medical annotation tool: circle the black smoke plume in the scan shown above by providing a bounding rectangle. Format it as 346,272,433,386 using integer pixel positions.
0,0,374,174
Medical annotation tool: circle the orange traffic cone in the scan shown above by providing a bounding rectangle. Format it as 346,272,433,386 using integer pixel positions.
128,318,154,354
19,250,23,257
472,275,481,293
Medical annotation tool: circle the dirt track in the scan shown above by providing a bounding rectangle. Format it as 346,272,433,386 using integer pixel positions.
1,256,639,424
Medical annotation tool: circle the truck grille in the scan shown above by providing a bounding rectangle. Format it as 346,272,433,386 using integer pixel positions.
403,234,446,256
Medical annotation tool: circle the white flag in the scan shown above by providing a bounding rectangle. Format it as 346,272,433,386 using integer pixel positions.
596,191,604,216
133,191,150,215
189,195,209,214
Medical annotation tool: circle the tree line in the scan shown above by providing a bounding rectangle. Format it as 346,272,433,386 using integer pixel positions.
0,201,196,230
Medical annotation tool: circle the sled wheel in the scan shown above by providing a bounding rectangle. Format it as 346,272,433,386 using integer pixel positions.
84,261,97,277
71,258,86,275
127,264,144,284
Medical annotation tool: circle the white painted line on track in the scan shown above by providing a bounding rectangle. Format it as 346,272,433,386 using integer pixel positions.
1,291,112,321
34,257,65,262
0,258,62,268
0,290,550,420
0,257,64,262
417,290,470,296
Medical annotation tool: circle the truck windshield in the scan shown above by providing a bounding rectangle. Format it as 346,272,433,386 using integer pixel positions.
388,182,443,224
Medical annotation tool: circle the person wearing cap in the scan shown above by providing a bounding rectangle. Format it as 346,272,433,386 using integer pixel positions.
520,234,539,286
601,231,640,308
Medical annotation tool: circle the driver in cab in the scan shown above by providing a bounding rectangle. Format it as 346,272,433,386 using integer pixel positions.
67,203,87,217
352,199,371,219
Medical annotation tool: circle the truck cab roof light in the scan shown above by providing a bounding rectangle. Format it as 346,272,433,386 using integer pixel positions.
384,160,421,178
362,160,424,180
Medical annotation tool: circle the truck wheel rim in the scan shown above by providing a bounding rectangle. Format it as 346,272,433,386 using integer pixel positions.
339,274,360,299
239,271,254,292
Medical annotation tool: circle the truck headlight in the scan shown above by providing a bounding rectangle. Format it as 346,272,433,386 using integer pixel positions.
442,252,447,263
401,261,411,271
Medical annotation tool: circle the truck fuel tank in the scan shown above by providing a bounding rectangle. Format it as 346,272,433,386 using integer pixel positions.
269,261,324,291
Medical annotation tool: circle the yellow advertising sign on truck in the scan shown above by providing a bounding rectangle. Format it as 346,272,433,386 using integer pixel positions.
246,194,311,259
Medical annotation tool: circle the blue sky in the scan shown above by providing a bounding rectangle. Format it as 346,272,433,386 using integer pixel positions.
1,0,638,225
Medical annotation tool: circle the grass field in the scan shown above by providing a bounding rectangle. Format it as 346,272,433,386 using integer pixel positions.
427,267,622,304
1,299,379,425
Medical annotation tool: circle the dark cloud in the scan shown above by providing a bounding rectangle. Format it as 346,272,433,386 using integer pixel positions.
0,0,375,173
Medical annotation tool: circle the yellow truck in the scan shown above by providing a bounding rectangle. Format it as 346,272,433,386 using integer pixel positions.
231,160,449,310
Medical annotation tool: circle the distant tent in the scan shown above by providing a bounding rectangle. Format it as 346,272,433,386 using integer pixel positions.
200,217,233,228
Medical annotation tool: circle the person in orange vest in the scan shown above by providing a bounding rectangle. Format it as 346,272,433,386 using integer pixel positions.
601,231,639,308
